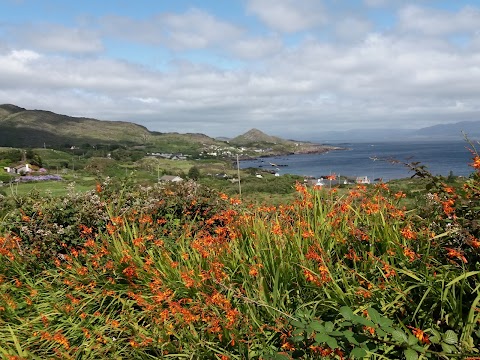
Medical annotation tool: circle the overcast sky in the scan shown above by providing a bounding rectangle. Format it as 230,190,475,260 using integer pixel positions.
1,0,480,138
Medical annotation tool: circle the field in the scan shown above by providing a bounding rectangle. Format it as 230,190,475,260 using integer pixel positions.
0,148,479,359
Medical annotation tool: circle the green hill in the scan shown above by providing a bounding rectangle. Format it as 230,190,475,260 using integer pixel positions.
0,105,339,156
230,128,341,154
0,104,153,148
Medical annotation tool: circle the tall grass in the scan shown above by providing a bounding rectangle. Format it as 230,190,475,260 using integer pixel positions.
0,154,479,358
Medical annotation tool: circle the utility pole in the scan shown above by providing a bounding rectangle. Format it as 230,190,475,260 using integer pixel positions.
236,154,242,196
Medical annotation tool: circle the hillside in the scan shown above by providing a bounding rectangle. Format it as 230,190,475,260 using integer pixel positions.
230,128,341,155
230,128,288,146
414,120,480,138
0,104,154,148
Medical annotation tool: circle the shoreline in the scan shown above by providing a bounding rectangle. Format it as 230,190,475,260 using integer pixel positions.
235,145,347,162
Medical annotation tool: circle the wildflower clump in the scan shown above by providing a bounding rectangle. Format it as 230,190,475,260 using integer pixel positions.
0,154,479,358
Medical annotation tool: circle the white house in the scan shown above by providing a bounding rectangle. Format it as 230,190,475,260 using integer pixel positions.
356,176,370,184
4,164,32,174
159,175,183,183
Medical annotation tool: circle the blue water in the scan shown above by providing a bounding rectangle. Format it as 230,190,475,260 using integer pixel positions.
239,141,475,181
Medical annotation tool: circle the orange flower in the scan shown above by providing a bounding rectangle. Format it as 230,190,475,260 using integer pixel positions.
403,247,418,262
394,191,406,199
122,265,138,279
442,199,456,217
363,326,375,335
408,326,430,344
471,155,480,170
281,342,295,350
401,226,417,240
96,183,102,193
302,229,315,238
445,247,468,263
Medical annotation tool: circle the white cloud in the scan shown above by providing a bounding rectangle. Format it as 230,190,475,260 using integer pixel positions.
102,9,243,50
247,0,327,33
335,17,373,41
12,24,103,54
228,36,283,59
399,5,480,36
163,9,243,49
1,2,480,137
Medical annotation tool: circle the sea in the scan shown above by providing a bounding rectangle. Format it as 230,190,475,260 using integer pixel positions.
239,141,476,181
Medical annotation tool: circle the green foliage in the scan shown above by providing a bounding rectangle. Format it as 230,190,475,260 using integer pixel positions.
1,144,480,359
188,165,201,180
286,306,466,359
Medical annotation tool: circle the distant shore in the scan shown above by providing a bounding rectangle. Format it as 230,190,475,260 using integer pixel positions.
236,144,346,161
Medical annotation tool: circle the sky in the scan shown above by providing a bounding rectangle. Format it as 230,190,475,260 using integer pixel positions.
1,0,480,139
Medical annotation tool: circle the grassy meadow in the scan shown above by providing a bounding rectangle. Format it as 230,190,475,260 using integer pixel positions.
0,147,479,359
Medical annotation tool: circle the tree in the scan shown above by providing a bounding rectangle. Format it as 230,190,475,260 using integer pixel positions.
188,166,200,180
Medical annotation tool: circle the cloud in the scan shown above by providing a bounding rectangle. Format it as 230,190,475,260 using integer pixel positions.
399,5,480,36
1,2,480,138
364,0,389,7
247,0,327,33
10,24,103,54
102,9,243,50
335,17,373,41
228,36,283,59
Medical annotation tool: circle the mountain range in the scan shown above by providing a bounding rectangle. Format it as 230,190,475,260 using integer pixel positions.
0,104,333,155
1,104,478,149
314,121,480,143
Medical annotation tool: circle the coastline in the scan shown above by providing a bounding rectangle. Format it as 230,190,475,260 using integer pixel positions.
236,145,346,161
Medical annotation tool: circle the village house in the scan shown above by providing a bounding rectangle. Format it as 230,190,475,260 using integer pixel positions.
3,163,33,174
159,175,183,183
356,176,371,184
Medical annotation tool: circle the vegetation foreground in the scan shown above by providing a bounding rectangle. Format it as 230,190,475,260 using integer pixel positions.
0,155,480,359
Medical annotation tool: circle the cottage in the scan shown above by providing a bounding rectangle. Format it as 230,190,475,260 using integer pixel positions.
356,176,371,184
159,175,183,183
4,164,32,174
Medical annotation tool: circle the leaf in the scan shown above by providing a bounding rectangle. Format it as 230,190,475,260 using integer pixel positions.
308,320,325,333
429,329,441,344
274,354,291,360
324,321,334,332
292,329,304,336
376,328,387,338
378,317,394,328
290,320,305,329
329,330,344,337
446,271,480,288
382,326,396,335
443,330,458,345
315,333,332,344
408,334,418,346
367,307,382,324
350,347,367,359
391,330,408,344
326,337,338,350
404,349,419,360
291,335,304,342
315,333,338,349
352,315,375,328
344,330,360,345
340,306,354,320
441,342,455,354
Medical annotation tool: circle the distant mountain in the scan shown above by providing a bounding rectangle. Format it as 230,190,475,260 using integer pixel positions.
230,128,289,146
0,104,153,148
2,105,328,156
316,120,480,143
230,128,341,155
415,121,480,138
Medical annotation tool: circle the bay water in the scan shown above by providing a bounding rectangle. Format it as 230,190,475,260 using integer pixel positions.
239,141,475,181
